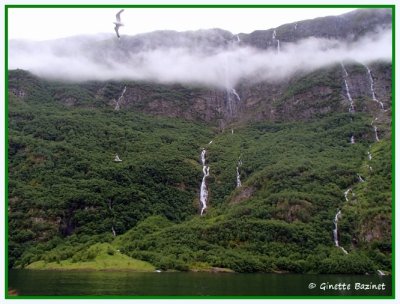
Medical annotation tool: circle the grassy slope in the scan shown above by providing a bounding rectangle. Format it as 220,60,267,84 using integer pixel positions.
27,243,155,271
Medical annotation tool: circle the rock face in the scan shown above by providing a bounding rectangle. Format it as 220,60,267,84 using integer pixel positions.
9,60,392,130
242,9,391,50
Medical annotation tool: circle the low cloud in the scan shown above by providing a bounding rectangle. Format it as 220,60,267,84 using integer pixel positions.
9,28,392,89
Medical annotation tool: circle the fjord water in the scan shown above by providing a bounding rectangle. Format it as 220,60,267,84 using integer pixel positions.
9,270,391,296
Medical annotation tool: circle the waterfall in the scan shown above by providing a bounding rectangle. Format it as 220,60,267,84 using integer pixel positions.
294,23,298,30
200,149,210,215
236,167,242,188
344,188,352,202
115,86,127,111
333,210,341,246
223,53,241,117
236,34,240,42
226,88,241,116
344,79,354,112
333,210,349,254
231,88,241,101
112,226,116,237
365,65,384,110
236,158,242,188
114,154,122,162
358,174,365,183
350,135,355,144
368,151,372,160
377,270,385,276
374,126,380,142
272,29,280,53
341,64,354,113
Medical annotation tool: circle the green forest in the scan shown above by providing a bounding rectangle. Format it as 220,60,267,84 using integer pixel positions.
8,69,392,274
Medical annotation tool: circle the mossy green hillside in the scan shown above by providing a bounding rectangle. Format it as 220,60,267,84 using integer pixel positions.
27,243,155,271
8,70,391,274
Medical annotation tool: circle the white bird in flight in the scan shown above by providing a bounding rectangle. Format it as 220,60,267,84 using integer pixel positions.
113,9,124,39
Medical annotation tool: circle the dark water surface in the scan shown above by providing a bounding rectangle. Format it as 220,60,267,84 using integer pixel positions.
8,270,392,297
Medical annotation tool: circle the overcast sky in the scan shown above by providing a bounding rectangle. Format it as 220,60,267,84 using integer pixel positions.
9,7,356,41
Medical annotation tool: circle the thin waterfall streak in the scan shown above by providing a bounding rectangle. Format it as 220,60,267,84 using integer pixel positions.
231,88,241,101
200,149,210,215
344,188,352,202
364,65,384,110
333,210,348,254
374,126,380,142
115,86,127,111
341,63,354,112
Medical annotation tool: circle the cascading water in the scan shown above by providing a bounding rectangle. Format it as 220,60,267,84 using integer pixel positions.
374,126,380,142
344,188,352,202
114,154,122,162
231,89,241,101
333,210,341,246
236,167,242,188
333,210,349,254
344,80,354,112
272,29,280,53
225,88,241,117
112,226,116,237
341,64,354,113
222,53,241,117
365,65,384,110
236,158,242,188
200,149,210,215
358,174,365,183
236,34,240,42
115,86,127,111
350,135,355,144
368,151,372,160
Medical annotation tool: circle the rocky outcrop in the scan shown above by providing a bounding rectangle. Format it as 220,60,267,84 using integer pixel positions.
242,9,391,50
94,61,391,127
9,59,392,130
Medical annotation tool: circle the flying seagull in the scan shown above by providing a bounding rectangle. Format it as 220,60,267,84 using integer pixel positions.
113,9,124,39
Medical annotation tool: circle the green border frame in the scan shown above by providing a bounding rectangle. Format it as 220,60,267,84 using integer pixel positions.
4,3,396,300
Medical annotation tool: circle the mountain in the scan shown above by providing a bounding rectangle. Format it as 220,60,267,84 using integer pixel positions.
7,9,392,274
